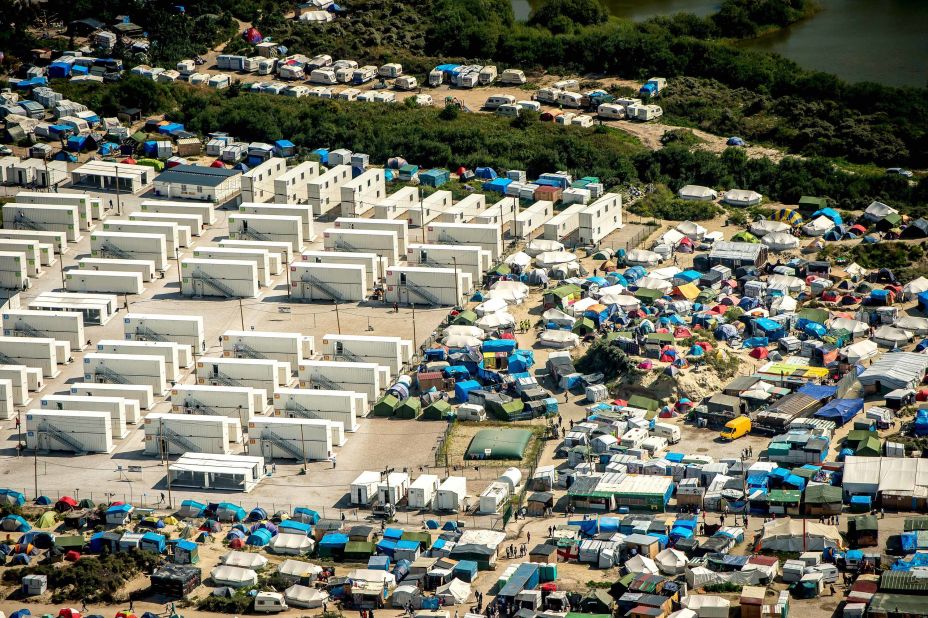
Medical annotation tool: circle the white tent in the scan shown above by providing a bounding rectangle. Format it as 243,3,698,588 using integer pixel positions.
595,284,626,298
678,185,718,201
570,296,600,316
211,565,258,588
443,325,485,340
903,277,928,300
802,216,835,237
525,238,564,256
660,229,686,247
723,189,762,206
269,533,315,555
873,325,914,347
475,297,508,317
668,610,699,618
769,295,797,316
895,316,928,336
476,312,516,332
767,274,805,294
682,595,732,618
221,550,268,569
347,569,396,589
603,294,640,311
829,317,869,337
436,578,471,605
539,330,580,349
656,548,688,575
635,277,673,293
505,251,532,269
864,200,898,222
650,266,683,280
759,519,841,551
842,340,879,364
487,281,529,305
685,566,717,588
761,231,800,252
542,308,576,327
277,559,322,580
443,335,482,347
749,220,790,237
626,249,662,266
624,554,659,575
535,251,578,268
676,221,707,240
392,584,421,608
299,10,335,21
285,585,329,608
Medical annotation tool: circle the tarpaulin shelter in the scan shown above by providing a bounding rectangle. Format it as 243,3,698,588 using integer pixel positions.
814,398,864,425
771,208,803,226
244,27,263,43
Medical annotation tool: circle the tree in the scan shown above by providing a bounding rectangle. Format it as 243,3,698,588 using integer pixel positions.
529,0,608,29
576,340,634,382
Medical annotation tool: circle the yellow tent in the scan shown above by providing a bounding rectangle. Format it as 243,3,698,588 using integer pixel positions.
37,511,58,528
162,516,179,526
672,283,700,300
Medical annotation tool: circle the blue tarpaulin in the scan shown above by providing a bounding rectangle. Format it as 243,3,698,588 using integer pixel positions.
454,380,481,403
798,383,838,401
814,398,864,425
483,178,512,193
812,208,843,225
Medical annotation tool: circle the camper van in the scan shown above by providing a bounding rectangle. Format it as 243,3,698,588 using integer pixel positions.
394,76,418,91
571,115,594,127
652,422,681,444
485,94,516,110
597,103,626,120
557,91,583,109
554,113,576,125
337,88,361,101
534,88,562,104
254,592,288,613
517,100,541,112
428,69,444,87
352,66,377,85
310,68,338,84
720,416,751,441
495,104,520,118
500,69,526,85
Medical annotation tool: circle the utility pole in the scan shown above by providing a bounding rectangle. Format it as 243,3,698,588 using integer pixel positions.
176,247,183,288
238,298,245,330
114,164,122,216
299,422,307,474
160,428,173,509
33,434,39,498
452,257,460,306
58,247,66,291
334,301,341,334
410,292,418,359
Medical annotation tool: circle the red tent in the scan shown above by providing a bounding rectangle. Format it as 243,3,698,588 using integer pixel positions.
65,550,81,561
917,388,928,402
55,496,78,511
121,157,136,165
673,327,692,339
210,160,226,168
456,167,467,176
243,27,263,44
229,537,245,549
749,347,769,359
58,609,82,618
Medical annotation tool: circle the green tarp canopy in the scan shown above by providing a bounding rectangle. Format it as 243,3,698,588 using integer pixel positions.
490,263,511,276
547,284,581,299
634,288,663,304
855,436,881,457
798,196,827,211
797,307,829,324
401,531,432,547
645,333,674,344
804,485,842,504
466,428,532,460
373,394,400,417
54,535,85,549
628,394,659,411
453,310,478,326
768,489,801,504
852,515,878,531
130,131,147,143
344,541,375,556
397,397,421,419
732,231,759,243
491,399,526,421
421,399,452,420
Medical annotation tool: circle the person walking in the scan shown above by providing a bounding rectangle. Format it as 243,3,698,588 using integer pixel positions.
527,531,531,544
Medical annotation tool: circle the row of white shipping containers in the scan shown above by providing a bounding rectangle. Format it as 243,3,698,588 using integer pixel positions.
26,409,113,453
103,219,187,253
229,214,303,252
70,382,155,410
300,250,383,287
2,203,82,241
0,336,58,377
408,474,440,509
0,252,28,290
308,165,352,216
289,262,368,303
513,200,554,239
0,365,34,405
78,257,155,281
543,202,587,240
274,161,320,204
222,331,314,368
320,334,409,374
323,228,400,265
335,217,410,255
31,292,117,326
0,229,67,256
436,194,486,224
139,199,216,225
144,413,240,455
239,202,315,243
273,388,363,431
340,168,386,217
297,360,385,401
470,197,518,227
0,380,11,420
425,222,503,260
96,339,190,382
577,193,623,245
192,247,271,287
15,191,95,231
384,266,473,307
91,231,168,271
408,191,452,227
83,352,167,394
406,243,490,281
172,384,266,420
372,186,418,220
40,394,128,438
0,239,42,276
248,417,334,461
196,357,290,400
220,239,289,270
241,158,288,203
130,211,203,237
2,309,85,351
65,269,144,295
181,258,259,298
124,313,206,352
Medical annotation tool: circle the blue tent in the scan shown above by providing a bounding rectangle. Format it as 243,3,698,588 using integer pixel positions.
812,208,843,225
247,507,267,522
483,178,512,194
0,515,30,532
10,610,31,618
376,538,398,556
454,380,481,403
915,410,928,437
676,270,701,284
179,499,205,517
814,398,864,425
715,324,738,340
369,555,390,570
754,317,785,341
0,489,26,506
217,503,246,522
475,167,498,180
727,137,746,146
742,337,769,348
383,527,404,541
246,528,273,546
278,520,311,535
482,339,516,353
140,532,166,553
798,383,838,401
292,507,319,524
226,528,245,540
624,266,647,283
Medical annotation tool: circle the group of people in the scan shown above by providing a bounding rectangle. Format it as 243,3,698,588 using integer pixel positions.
505,542,529,558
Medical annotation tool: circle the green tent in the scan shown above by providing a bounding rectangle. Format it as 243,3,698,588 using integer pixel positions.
129,131,147,144
634,288,663,305
401,531,432,548
54,535,85,550
490,263,511,276
732,231,759,243
798,196,827,212
572,318,596,335
344,541,375,558
628,394,659,411
804,484,842,505
491,399,526,421
452,310,478,326
37,511,58,528
855,436,881,457
373,394,401,417
397,397,421,419
421,399,453,420
797,307,829,324
466,428,532,460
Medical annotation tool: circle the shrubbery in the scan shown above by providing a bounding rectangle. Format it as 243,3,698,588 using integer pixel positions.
629,186,722,221
576,340,635,382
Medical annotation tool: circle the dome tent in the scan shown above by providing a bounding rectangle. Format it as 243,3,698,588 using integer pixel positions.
762,231,800,252
750,220,790,237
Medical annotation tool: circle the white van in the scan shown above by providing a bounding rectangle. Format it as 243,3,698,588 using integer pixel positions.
620,427,648,449
597,103,626,120
652,422,681,444
517,100,541,112
496,104,520,118
534,88,562,104
485,94,516,110
337,88,360,101
254,591,288,613
414,94,434,106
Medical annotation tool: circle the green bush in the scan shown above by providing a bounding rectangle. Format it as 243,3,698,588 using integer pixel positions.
576,340,634,382
629,186,722,221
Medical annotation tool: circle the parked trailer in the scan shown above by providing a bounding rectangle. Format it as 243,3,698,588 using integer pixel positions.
373,187,419,220
144,413,238,456
239,202,315,243
406,243,489,282
84,352,167,394
171,384,265,421
0,336,57,377
577,193,623,245
96,339,185,381
542,202,587,241
0,252,28,290
181,258,259,299
103,219,186,253
307,165,353,216
321,334,408,374
297,359,383,401
0,230,67,256
91,231,168,271
130,211,203,237
323,228,399,266
248,417,334,462
513,200,554,239
192,247,271,288
139,199,216,225
70,382,154,410
0,239,42,276
2,203,82,241
436,476,468,511
384,266,472,307
479,481,510,514
425,222,503,260
30,292,117,326
273,387,361,431
219,240,287,274
77,258,155,282
65,269,144,295
56,390,140,424
222,331,313,368
124,313,206,352
290,262,368,303
40,394,128,438
196,357,290,401
26,409,113,453
2,309,85,351
14,192,94,230
408,474,440,509
300,250,383,288
408,190,452,227
228,214,303,252
437,194,487,224
0,365,31,405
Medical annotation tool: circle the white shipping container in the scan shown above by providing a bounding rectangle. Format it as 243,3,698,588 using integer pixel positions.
0,365,31,405
0,239,42,276
0,230,67,255
40,394,128,438
219,240,286,274
139,199,216,225
384,266,472,307
335,217,410,255
372,187,418,221
378,472,410,505
436,476,467,511
408,191,452,227
228,214,303,252
437,194,486,224
14,191,92,224
273,387,360,431
29,292,116,326
323,228,399,266
0,379,11,420
300,250,382,288
96,339,183,381
2,203,81,241
77,258,156,281
321,334,407,374
307,165,353,216
196,357,288,401
83,352,167,394
0,252,28,290
144,412,234,455
290,262,368,303
26,409,113,453
171,384,264,421
222,331,312,368
478,481,510,514
2,309,85,351
543,203,587,240
239,202,315,243
350,471,381,505
65,269,144,295
0,336,57,377
513,200,554,239
91,231,168,271
408,474,440,509
70,382,155,410
192,247,271,287
130,211,203,237
406,243,490,281
425,222,503,260
273,161,321,205
577,193,623,245
248,417,333,461
297,359,383,401
181,258,259,299
124,313,206,352
103,219,185,253
339,168,385,217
